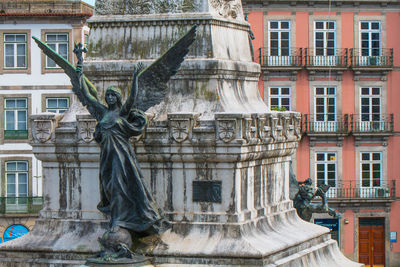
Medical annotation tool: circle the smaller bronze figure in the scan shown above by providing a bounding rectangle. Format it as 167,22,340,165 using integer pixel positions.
289,162,341,222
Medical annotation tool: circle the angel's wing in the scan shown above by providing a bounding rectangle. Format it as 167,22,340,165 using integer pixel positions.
32,36,99,105
133,25,197,112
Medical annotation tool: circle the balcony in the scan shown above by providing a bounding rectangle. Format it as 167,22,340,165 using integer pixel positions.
0,197,43,214
351,114,394,133
4,130,28,140
326,180,396,201
305,48,348,69
350,48,393,69
258,47,303,68
303,114,349,133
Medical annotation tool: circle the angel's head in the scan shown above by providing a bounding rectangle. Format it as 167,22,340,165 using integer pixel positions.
105,86,122,108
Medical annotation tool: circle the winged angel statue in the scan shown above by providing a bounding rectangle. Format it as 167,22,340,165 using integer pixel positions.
33,26,197,261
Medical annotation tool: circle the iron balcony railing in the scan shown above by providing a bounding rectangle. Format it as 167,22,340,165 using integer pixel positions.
326,180,396,200
303,114,349,134
350,114,394,133
4,130,28,140
350,48,393,68
305,48,348,67
0,197,43,214
258,47,303,67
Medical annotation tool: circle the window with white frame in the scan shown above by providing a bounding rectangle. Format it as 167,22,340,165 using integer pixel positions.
360,152,381,187
4,33,27,69
269,21,290,56
316,152,337,188
360,87,381,131
315,87,336,122
45,33,68,68
360,21,381,57
314,21,336,56
46,97,69,113
4,98,28,139
269,87,291,111
5,161,28,199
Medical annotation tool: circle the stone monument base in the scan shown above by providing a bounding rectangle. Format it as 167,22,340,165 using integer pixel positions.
0,209,362,267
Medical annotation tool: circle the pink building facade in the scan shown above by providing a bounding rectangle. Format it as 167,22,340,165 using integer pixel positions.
244,1,400,266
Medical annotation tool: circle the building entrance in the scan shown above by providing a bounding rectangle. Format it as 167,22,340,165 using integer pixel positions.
359,217,385,267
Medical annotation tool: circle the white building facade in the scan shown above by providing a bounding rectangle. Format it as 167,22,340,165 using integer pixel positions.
0,0,92,242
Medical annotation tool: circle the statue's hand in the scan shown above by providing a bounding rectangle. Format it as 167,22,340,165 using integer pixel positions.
133,62,145,77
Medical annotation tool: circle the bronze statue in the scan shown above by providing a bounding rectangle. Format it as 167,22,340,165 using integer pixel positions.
33,25,197,262
289,162,341,222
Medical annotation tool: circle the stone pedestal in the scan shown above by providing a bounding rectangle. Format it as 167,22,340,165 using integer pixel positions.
0,0,362,266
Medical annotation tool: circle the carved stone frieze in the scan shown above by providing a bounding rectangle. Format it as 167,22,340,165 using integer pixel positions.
30,114,57,143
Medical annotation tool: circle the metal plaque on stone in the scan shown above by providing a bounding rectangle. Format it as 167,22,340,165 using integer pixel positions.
192,181,222,203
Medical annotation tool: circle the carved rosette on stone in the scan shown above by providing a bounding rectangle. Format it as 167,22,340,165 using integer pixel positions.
168,113,200,143
76,114,97,143
30,114,56,143
210,0,243,19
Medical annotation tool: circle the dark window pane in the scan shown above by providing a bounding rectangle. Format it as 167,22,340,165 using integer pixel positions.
281,32,289,39
316,22,324,29
362,153,370,161
270,32,278,40
270,22,278,29
372,88,380,95
281,98,289,106
270,98,278,106
371,22,380,30
317,153,325,161
270,88,279,95
361,22,369,29
281,88,290,95
361,88,370,95
373,153,380,160
316,88,324,95
281,21,289,29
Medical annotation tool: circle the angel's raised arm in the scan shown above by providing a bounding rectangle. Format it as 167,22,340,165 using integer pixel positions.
120,63,144,117
33,37,106,120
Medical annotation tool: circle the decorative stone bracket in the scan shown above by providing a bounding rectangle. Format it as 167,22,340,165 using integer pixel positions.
30,114,57,143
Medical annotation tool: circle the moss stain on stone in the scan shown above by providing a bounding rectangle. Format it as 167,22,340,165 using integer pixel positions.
194,83,218,102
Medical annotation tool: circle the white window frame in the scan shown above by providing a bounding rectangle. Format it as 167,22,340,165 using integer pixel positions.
360,152,382,189
313,87,336,131
5,161,28,198
3,33,27,69
359,21,381,57
359,87,381,131
45,33,69,68
46,97,70,114
315,152,337,197
314,21,336,56
313,21,336,66
268,21,291,66
269,87,291,111
4,98,28,131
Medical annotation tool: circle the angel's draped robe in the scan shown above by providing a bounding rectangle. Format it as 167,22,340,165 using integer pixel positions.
94,109,168,234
